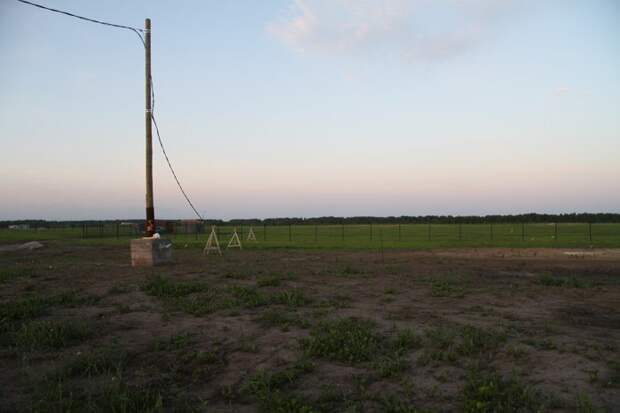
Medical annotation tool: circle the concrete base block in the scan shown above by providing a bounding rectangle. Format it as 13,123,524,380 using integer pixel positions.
131,238,173,267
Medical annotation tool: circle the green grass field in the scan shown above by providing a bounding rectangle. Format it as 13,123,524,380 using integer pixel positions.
2,222,620,249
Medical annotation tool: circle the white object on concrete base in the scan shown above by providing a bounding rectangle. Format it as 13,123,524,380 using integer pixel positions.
131,238,173,267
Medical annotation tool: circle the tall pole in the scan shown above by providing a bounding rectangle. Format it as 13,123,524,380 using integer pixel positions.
144,18,154,237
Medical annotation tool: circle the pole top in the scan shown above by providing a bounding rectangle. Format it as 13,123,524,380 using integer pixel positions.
145,18,151,29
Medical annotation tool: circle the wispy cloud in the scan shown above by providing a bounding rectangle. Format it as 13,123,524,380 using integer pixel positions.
268,0,519,62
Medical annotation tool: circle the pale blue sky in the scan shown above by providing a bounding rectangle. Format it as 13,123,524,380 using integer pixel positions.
1,0,619,220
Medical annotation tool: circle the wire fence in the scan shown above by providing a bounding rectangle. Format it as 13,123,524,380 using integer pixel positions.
2,222,620,248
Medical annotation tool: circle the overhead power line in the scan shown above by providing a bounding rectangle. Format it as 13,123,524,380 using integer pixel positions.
152,113,204,221
16,0,204,221
16,0,146,45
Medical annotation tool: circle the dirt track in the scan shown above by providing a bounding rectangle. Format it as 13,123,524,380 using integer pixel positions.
1,243,619,411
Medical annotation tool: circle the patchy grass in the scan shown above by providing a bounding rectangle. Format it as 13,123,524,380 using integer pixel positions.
258,308,311,331
1,245,618,412
62,343,128,377
0,291,98,325
339,265,365,277
462,370,546,412
11,320,93,351
606,359,620,388
257,273,285,287
301,318,381,364
576,391,600,413
30,376,164,413
301,319,422,372
317,293,353,309
107,283,135,295
0,267,34,284
390,328,422,353
373,353,409,378
152,332,193,351
430,278,465,298
175,293,222,316
242,359,316,413
145,280,315,317
142,275,211,298
379,394,428,413
271,289,312,307
419,325,506,365
537,274,593,288
227,285,268,308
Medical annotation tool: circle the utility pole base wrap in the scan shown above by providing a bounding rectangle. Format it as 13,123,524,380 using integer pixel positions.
131,238,172,267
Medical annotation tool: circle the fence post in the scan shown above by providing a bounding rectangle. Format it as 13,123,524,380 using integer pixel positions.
379,227,384,259
588,222,592,242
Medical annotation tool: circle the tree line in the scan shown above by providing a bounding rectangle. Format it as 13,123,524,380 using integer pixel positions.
2,213,620,228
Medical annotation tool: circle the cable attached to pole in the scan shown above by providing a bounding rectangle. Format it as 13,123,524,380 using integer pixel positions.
16,0,204,222
16,0,146,45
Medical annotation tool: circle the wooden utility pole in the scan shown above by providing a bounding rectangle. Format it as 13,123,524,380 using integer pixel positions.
144,18,155,237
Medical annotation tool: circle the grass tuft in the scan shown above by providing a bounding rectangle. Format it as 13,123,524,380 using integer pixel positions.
258,308,311,330
12,320,93,351
243,359,316,413
63,343,127,377
301,318,380,363
227,286,268,308
271,289,312,307
462,370,545,412
419,325,506,365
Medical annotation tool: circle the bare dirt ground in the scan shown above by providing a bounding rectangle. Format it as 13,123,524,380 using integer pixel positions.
1,243,619,412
